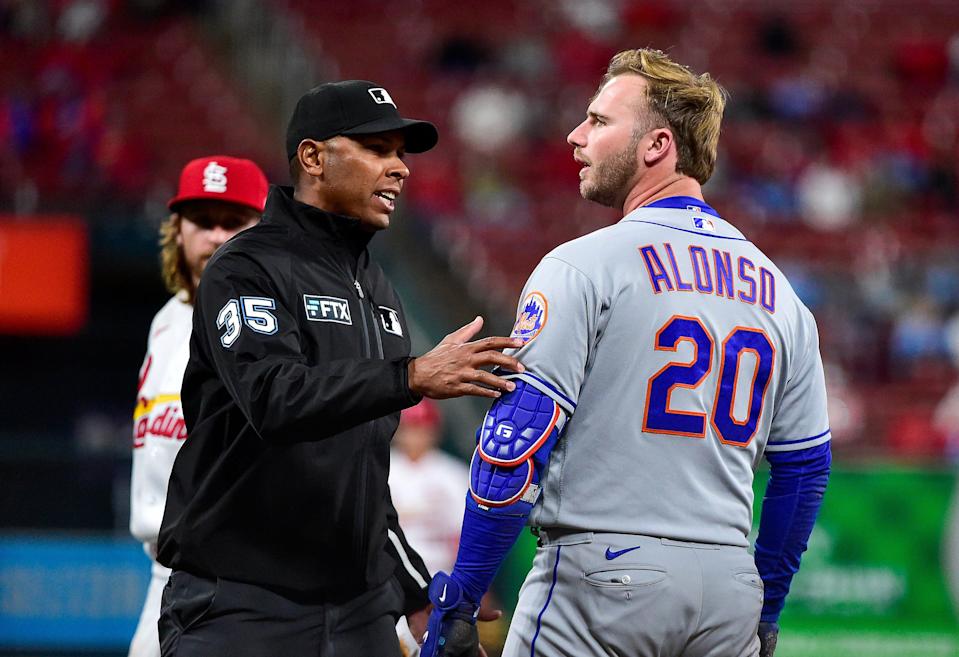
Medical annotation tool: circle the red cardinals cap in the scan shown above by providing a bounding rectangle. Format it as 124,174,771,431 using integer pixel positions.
400,399,441,429
168,155,269,212
286,80,438,160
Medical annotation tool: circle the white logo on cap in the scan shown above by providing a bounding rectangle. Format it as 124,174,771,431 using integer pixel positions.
202,161,228,193
368,88,396,108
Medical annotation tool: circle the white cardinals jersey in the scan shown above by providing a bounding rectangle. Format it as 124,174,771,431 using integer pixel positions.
130,293,192,556
389,449,469,574
505,199,830,547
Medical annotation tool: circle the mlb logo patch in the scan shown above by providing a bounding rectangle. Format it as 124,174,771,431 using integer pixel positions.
693,216,715,232
511,291,548,342
304,295,352,324
379,306,403,337
368,88,396,108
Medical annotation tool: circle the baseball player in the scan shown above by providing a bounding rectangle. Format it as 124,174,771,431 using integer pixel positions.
129,155,267,657
390,399,470,575
391,400,471,657
421,49,830,657
156,81,521,657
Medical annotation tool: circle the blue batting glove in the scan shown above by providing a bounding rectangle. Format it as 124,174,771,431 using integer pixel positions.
420,571,480,657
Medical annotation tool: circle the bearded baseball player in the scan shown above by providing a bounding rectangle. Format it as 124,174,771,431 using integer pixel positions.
129,156,267,657
421,49,830,657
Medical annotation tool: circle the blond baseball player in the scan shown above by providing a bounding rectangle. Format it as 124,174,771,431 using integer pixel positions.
421,49,830,657
128,156,267,657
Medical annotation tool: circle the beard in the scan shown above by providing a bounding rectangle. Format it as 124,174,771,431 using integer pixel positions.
579,131,642,208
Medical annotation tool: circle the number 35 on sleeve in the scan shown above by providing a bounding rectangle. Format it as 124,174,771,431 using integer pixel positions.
216,296,279,348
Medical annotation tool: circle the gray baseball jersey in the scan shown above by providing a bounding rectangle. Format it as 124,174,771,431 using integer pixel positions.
505,199,830,547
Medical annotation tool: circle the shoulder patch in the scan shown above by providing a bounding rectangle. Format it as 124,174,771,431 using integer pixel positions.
511,291,548,342
692,215,715,231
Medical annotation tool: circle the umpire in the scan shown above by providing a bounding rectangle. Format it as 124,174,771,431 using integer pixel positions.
156,80,525,657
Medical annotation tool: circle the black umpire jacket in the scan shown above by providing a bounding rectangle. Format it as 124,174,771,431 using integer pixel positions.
156,185,430,612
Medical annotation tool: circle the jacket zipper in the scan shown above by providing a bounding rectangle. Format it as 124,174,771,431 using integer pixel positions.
370,298,384,359
354,279,384,359
352,278,374,561
354,280,372,359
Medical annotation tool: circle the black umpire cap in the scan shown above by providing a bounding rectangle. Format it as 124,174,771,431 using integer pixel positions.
285,80,439,160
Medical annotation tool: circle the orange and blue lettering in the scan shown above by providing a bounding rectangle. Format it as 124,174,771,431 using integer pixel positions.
639,245,674,294
643,316,713,438
760,268,776,314
713,249,734,299
738,257,757,304
689,246,713,293
712,327,775,447
664,243,693,291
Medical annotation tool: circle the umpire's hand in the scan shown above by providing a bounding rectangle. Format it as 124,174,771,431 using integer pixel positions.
408,317,525,400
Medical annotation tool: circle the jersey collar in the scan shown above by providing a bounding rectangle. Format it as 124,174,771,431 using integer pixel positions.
621,195,748,241
641,195,721,218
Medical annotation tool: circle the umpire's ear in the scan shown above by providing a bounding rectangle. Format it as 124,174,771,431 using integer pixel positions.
296,139,326,179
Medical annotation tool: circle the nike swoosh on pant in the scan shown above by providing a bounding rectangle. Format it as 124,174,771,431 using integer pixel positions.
605,545,642,560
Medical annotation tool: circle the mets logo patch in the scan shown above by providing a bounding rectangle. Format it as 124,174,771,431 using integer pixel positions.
511,291,548,342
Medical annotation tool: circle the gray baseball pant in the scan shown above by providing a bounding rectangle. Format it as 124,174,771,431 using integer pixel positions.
502,531,763,657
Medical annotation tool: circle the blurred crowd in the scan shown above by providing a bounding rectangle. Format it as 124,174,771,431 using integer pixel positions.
2,0,959,462
288,0,959,462
0,0,274,220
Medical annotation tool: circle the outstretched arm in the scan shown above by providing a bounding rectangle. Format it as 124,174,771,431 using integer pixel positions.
421,380,568,656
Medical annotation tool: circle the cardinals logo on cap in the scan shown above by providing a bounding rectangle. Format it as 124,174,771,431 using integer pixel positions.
368,88,396,108
169,155,268,212
202,161,228,193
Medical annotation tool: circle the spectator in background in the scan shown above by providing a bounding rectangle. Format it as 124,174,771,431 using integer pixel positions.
57,0,107,43
129,155,268,657
934,313,959,622
451,84,530,155
890,295,950,374
390,399,469,656
390,399,469,574
822,359,864,450
797,157,862,231
933,313,959,462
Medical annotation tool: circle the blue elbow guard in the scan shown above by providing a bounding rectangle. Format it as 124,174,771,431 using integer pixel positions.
469,380,566,508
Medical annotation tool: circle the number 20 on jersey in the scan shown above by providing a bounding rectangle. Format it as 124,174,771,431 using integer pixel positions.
643,315,775,447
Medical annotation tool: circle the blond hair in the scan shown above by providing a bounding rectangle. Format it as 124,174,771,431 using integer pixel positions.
159,213,195,303
602,48,726,184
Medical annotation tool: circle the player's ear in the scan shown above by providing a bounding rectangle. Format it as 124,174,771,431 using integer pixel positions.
643,127,673,168
171,213,184,247
296,139,326,178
